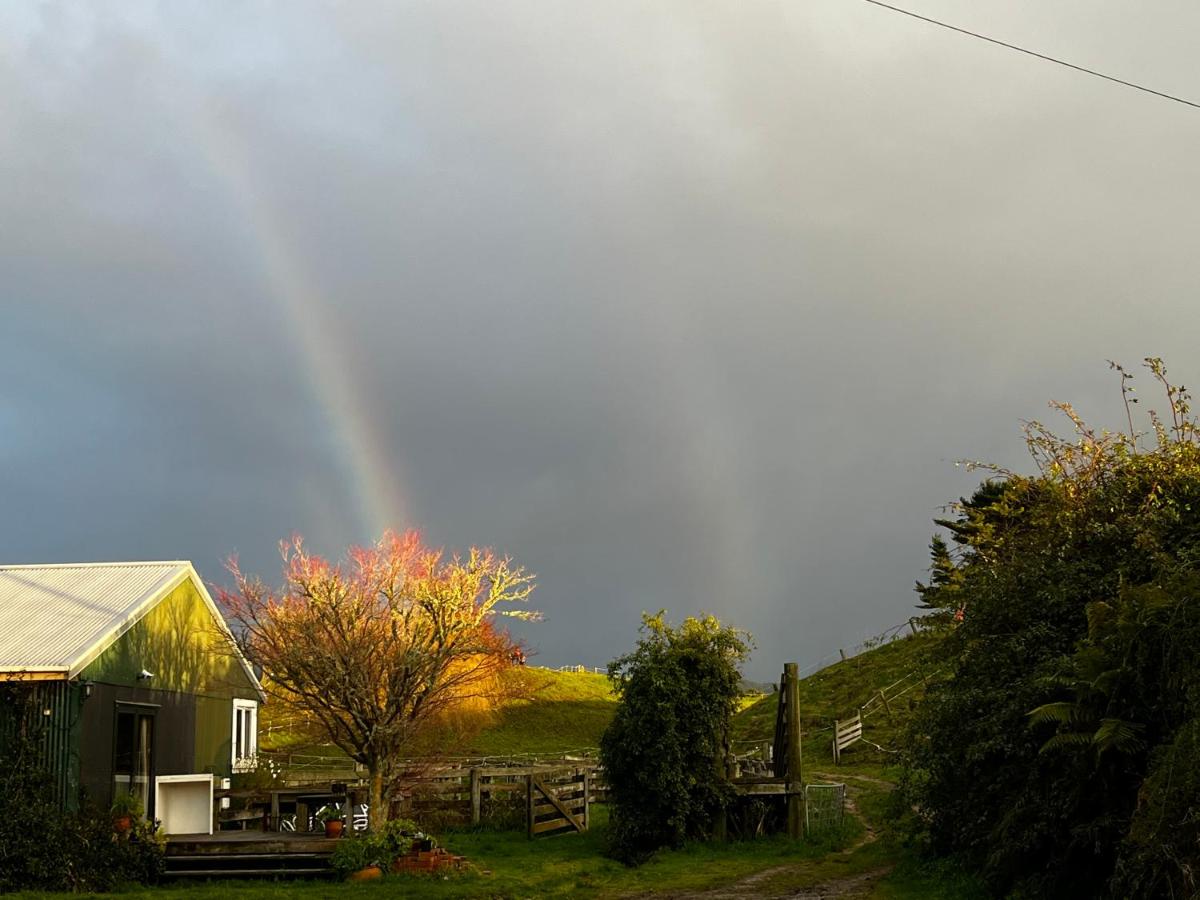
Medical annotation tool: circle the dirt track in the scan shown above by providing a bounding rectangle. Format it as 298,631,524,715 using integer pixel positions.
655,774,896,899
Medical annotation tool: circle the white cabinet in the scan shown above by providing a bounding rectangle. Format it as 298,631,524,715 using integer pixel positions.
155,774,214,835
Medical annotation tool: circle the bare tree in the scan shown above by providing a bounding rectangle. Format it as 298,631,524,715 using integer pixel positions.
219,530,536,828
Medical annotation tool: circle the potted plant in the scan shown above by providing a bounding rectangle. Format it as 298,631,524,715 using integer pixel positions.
110,792,143,835
412,831,435,853
331,833,386,881
315,804,345,838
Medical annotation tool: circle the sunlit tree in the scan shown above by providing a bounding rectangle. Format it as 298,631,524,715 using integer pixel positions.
219,530,536,828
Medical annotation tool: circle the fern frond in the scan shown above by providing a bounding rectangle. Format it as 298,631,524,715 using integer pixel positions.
1040,732,1093,754
1028,701,1082,726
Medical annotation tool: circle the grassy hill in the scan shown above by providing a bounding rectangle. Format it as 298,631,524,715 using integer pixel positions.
464,667,616,757
733,631,943,770
263,632,944,768
471,630,944,764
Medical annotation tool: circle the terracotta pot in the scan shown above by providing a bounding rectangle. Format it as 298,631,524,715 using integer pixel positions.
324,819,344,838
113,815,132,835
348,865,383,882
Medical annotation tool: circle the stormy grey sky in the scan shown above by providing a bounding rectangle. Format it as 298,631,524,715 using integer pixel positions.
2,2,1199,679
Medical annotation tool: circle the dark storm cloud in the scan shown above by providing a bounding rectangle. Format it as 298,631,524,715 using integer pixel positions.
3,1,1199,677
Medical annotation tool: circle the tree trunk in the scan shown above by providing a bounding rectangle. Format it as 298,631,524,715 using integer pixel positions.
368,763,386,831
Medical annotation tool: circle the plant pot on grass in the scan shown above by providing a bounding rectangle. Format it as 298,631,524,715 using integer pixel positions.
348,865,382,882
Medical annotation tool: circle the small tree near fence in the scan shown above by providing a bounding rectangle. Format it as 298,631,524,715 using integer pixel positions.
220,530,536,830
599,612,751,865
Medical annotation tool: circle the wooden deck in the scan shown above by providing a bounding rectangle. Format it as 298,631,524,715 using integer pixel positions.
165,831,340,879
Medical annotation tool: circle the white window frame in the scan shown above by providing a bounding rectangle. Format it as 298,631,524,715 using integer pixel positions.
231,699,258,773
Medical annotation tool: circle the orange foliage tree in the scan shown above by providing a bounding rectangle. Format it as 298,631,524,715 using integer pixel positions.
218,530,536,828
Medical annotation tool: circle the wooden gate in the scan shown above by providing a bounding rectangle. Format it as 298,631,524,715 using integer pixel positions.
526,768,590,838
832,711,863,764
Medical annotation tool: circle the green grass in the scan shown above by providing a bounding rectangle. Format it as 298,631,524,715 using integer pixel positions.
732,632,942,774
465,668,615,757
17,806,884,900
473,635,943,762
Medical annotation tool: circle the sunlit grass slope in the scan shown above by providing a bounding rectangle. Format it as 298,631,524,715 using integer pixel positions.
465,667,616,757
264,634,943,763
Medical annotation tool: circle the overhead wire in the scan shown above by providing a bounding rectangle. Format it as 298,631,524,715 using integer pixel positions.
859,0,1200,111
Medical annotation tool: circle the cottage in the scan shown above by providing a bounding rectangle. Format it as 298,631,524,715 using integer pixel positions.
0,561,264,823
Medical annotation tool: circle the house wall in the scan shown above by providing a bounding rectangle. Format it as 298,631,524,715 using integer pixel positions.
0,681,82,810
76,577,261,808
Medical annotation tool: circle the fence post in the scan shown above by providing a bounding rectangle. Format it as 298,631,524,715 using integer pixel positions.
879,689,893,722
785,661,803,839
838,648,846,661
526,774,534,840
470,768,482,825
582,769,590,831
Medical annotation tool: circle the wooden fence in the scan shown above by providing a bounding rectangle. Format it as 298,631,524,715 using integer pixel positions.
395,764,604,837
527,768,590,838
832,712,863,764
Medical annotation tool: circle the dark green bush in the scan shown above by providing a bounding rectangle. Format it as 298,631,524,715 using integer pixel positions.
903,361,1200,898
599,612,750,865
0,690,164,893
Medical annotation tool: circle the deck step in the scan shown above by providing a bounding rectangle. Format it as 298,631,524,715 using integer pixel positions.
166,854,331,864
164,833,340,879
166,868,332,878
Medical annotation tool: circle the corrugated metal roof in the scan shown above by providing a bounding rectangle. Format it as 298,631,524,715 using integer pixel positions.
0,561,190,674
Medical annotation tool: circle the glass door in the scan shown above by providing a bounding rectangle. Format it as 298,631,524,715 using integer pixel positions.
113,706,156,817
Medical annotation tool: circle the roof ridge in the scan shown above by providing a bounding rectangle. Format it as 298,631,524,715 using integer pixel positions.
0,561,191,570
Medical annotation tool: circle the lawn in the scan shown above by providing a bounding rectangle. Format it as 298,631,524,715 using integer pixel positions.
13,789,985,900
14,806,887,900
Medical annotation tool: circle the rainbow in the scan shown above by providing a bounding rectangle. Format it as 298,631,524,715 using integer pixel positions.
188,98,408,539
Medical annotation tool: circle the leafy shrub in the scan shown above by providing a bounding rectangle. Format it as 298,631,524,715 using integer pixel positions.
330,817,423,879
0,689,164,893
903,360,1200,897
599,612,750,865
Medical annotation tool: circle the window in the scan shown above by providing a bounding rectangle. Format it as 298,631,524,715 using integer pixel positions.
113,705,156,813
232,699,258,773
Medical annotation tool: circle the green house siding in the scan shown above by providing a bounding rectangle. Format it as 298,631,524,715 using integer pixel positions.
73,576,260,802
82,577,258,701
195,694,234,777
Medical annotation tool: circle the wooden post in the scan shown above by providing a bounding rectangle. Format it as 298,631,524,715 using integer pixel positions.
879,689,893,722
526,774,534,840
270,791,280,832
470,768,482,825
908,617,919,636
785,662,803,839
582,770,590,831
838,648,846,661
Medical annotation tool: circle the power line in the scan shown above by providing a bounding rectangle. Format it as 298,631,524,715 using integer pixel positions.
860,0,1200,111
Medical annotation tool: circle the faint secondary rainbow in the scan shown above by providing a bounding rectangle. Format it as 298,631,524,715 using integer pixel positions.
189,99,408,540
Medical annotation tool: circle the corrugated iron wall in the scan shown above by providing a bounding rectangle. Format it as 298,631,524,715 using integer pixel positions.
0,681,81,810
